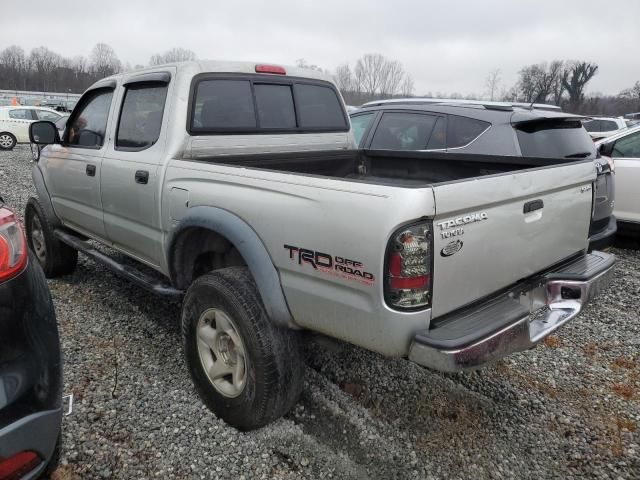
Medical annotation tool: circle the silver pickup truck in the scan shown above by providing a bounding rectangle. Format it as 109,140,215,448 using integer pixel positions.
27,61,615,430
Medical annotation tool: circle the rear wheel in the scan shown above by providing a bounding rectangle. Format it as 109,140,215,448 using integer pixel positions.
25,197,77,278
182,267,304,430
0,132,16,150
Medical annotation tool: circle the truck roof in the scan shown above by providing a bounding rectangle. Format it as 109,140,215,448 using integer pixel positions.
88,60,333,92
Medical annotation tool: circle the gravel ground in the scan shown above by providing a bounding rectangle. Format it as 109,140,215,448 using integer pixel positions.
1,145,639,479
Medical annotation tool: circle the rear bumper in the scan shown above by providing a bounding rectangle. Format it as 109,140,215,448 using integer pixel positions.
0,408,62,479
409,251,615,372
588,215,617,250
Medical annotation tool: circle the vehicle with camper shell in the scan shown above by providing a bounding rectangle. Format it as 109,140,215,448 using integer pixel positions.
27,60,615,430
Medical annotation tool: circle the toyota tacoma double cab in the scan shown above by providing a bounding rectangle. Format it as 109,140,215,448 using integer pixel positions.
27,61,615,430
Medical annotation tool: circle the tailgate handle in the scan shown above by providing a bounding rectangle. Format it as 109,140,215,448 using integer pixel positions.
523,199,544,214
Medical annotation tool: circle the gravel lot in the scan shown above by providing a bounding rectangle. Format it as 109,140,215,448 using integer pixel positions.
1,145,639,479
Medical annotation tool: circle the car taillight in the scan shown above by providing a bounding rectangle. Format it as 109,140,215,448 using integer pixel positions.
0,207,27,282
385,221,432,309
0,451,40,480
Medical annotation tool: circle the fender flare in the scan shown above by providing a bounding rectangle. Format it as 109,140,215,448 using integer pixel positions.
31,164,62,228
167,206,295,328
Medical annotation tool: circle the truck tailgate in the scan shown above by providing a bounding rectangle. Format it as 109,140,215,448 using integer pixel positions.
431,161,595,317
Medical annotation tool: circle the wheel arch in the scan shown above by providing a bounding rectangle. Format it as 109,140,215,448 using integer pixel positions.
167,206,295,328
31,165,63,228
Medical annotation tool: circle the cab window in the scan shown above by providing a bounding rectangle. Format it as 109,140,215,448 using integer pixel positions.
116,83,168,150
65,89,113,148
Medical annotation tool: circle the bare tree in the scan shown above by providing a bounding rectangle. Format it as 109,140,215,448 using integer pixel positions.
379,60,404,96
149,47,196,66
549,60,566,105
29,47,60,90
485,69,501,101
619,80,640,111
334,63,353,93
0,46,27,89
562,61,598,109
518,64,541,103
355,53,386,96
516,61,565,104
90,43,121,78
400,75,415,97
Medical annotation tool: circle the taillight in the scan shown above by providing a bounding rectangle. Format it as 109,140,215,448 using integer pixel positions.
0,451,40,480
255,64,286,75
0,207,27,283
385,221,432,309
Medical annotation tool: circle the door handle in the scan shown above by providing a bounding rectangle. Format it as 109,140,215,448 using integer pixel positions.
523,199,544,213
135,170,149,184
86,164,96,177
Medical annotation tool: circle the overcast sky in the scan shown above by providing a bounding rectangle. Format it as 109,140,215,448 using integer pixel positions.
3,0,639,96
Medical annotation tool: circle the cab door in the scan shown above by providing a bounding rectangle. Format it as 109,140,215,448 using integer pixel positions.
100,71,172,267
39,84,116,240
611,129,640,223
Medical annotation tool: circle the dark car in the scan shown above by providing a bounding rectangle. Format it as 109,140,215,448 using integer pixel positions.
0,198,62,479
350,99,616,249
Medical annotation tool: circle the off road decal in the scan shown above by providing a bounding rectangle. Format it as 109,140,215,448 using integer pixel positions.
284,245,375,286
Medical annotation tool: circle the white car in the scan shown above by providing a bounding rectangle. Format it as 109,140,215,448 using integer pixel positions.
0,106,62,150
596,124,640,235
583,117,627,141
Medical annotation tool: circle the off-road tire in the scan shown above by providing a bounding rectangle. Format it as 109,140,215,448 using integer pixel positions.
25,197,78,278
182,267,304,430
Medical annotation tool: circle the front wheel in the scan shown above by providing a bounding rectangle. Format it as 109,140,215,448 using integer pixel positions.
182,267,304,430
25,197,78,278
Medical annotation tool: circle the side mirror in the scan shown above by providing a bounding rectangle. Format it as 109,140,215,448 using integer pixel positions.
29,121,60,145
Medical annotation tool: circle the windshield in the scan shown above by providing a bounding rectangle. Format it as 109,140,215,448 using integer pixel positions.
515,119,596,159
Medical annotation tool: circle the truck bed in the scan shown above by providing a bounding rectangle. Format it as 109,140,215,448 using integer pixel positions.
199,149,589,186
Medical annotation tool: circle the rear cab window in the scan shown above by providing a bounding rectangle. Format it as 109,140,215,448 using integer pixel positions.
189,75,348,134
516,119,596,159
116,83,168,150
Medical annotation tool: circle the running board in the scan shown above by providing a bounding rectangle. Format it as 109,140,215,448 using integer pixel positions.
54,229,183,298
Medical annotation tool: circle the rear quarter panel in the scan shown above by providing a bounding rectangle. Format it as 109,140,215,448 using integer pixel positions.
162,159,435,356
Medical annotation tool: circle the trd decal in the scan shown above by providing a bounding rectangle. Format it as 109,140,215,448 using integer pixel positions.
284,245,375,286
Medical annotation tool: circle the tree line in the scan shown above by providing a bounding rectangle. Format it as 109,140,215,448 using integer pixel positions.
0,44,197,93
484,61,639,115
1,43,638,116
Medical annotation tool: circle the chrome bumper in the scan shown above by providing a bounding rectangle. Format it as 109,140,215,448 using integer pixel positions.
409,251,616,372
